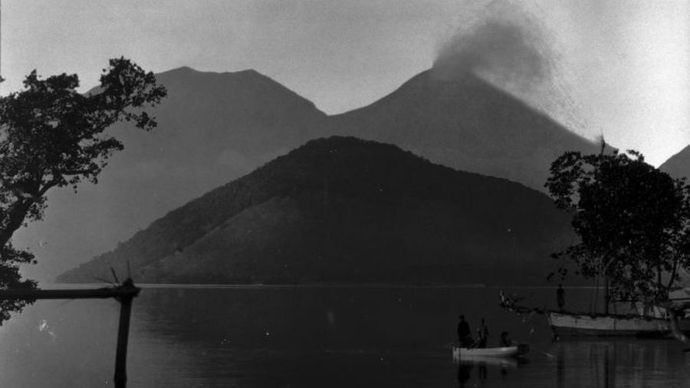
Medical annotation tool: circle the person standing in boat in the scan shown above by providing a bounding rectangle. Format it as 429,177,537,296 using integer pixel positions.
557,284,565,312
457,315,472,346
478,318,489,348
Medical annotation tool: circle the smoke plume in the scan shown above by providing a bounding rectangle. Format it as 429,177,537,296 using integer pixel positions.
433,1,552,87
432,1,590,136
434,22,548,88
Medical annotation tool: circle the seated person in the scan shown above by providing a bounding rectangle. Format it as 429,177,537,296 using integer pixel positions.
500,331,513,347
463,336,476,348
476,328,487,348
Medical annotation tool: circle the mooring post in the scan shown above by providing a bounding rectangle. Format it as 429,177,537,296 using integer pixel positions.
114,279,138,388
0,279,141,387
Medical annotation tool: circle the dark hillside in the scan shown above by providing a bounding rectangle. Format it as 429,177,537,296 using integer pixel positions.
59,137,573,285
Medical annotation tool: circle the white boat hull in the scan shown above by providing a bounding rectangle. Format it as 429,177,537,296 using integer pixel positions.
548,311,690,337
452,346,520,360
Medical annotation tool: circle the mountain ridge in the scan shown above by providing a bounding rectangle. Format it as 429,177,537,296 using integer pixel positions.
329,69,601,190
19,65,598,282
16,66,329,282
660,145,690,179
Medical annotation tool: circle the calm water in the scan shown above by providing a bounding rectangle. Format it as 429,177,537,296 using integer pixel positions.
1,286,690,387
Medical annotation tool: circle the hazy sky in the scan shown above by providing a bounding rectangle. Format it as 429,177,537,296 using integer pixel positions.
2,0,689,165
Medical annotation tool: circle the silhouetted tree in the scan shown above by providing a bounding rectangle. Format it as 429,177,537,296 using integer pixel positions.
546,148,690,311
0,58,166,321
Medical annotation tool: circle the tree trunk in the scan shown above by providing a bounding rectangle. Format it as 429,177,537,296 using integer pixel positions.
667,257,681,293
657,257,663,302
0,199,34,248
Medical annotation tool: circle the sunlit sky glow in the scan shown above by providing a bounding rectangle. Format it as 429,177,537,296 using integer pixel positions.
2,0,689,166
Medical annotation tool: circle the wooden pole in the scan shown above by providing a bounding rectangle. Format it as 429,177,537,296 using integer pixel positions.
604,275,610,315
114,283,135,388
0,280,141,388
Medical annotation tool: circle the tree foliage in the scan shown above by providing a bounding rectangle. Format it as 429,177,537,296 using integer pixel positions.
546,148,690,305
0,58,166,319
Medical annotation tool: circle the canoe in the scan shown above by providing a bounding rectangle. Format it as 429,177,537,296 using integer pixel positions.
451,345,523,360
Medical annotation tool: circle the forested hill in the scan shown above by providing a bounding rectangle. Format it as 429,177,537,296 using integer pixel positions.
58,137,573,285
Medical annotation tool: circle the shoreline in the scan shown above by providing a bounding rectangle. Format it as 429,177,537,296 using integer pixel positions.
40,282,608,290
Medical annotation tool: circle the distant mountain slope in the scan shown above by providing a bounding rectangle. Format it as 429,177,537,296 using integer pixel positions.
660,145,690,179
15,67,327,281
19,66,597,282
58,137,574,285
330,70,602,191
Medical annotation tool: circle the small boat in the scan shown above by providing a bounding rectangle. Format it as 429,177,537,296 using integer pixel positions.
451,344,528,360
457,355,519,368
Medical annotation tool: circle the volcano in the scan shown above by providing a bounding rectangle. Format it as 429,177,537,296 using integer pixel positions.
330,69,601,190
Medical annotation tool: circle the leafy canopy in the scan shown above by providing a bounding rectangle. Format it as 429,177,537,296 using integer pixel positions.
546,149,690,304
0,58,165,321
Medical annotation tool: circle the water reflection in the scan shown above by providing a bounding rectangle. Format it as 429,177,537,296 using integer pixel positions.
556,344,565,387
3,287,690,387
131,288,690,387
457,363,472,386
453,339,690,388
455,357,520,387
552,339,690,388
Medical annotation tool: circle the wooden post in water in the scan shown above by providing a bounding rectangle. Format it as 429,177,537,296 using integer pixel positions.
114,279,136,388
0,279,141,388
604,276,610,315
